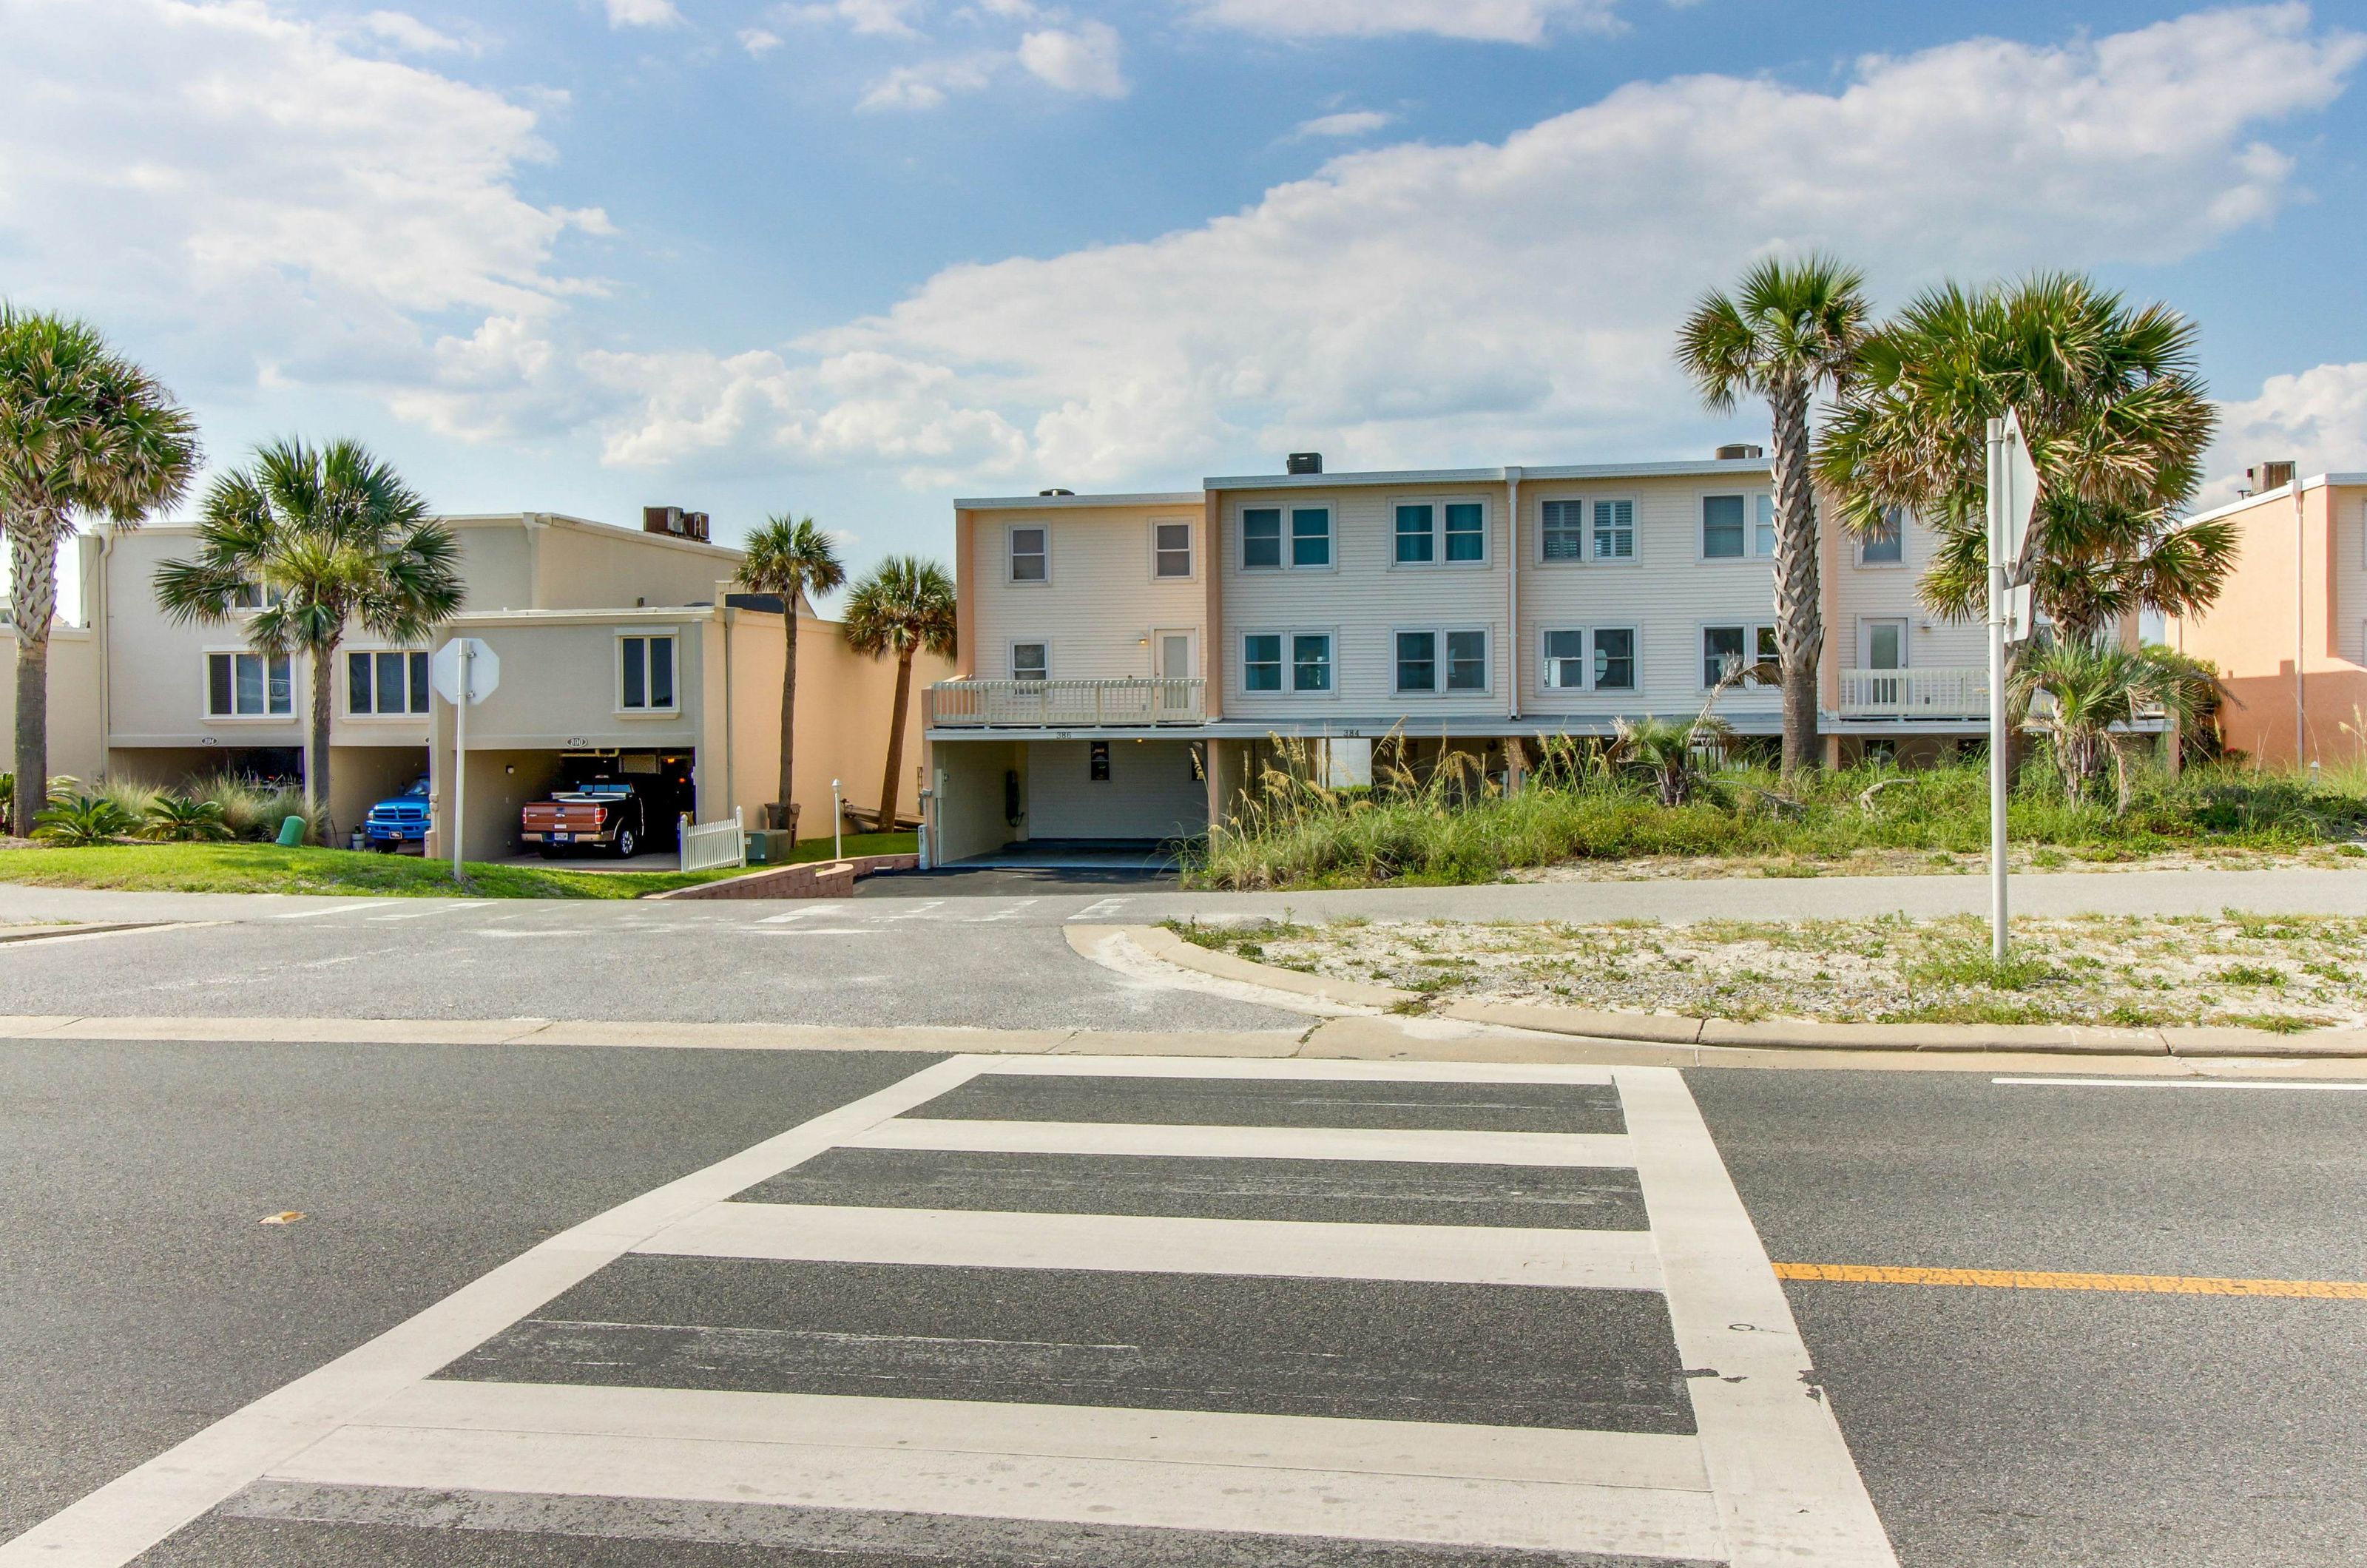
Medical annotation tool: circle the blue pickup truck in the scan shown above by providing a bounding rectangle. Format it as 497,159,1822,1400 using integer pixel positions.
363,777,432,851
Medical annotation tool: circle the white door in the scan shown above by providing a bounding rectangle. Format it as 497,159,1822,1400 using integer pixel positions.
1859,618,1908,709
1152,629,1197,720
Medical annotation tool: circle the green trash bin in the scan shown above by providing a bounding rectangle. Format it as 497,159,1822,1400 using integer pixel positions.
275,814,307,848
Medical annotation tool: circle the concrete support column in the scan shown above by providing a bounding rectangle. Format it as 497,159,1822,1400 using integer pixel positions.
1203,737,1230,828
1823,733,1843,769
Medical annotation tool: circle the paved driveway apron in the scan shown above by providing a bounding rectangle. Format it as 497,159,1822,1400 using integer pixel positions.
10,1058,1893,1567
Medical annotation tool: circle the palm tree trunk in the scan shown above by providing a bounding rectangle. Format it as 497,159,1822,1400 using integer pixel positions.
10,523,55,835
307,642,335,845
1769,380,1823,778
877,647,914,834
777,604,799,828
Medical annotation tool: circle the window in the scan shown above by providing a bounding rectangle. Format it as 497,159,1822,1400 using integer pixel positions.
1445,503,1485,562
1152,520,1193,579
1703,494,1776,558
1541,501,1584,562
1008,525,1048,583
229,582,286,610
1395,504,1435,564
1593,627,1636,690
1445,629,1487,689
1011,642,1048,682
1861,506,1905,564
1542,629,1634,692
619,634,677,712
1542,629,1587,689
1243,507,1283,569
1291,506,1331,567
206,651,292,717
1704,625,1778,687
1395,630,1436,692
1593,499,1635,561
346,649,430,716
1291,632,1332,691
1243,633,1283,692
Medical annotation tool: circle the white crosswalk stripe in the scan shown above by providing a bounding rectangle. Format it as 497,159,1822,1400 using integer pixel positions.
2,1055,1897,1568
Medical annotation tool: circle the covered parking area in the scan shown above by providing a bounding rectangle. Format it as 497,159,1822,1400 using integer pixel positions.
928,734,1209,866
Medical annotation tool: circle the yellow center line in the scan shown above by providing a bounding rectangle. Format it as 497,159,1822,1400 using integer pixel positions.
1773,1262,2367,1300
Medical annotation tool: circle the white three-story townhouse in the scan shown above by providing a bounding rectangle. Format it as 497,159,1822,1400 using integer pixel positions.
924,450,1985,865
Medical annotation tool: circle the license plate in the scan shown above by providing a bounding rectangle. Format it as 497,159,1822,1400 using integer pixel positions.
550,832,572,842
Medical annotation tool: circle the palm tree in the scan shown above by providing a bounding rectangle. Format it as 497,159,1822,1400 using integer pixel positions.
734,514,844,835
1815,274,2228,646
0,306,199,834
155,439,461,842
843,555,956,836
2010,638,2198,811
1677,256,1872,778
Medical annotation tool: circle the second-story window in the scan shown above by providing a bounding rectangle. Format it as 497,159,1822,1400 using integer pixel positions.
1009,526,1048,583
1861,506,1905,564
1011,642,1048,682
619,633,677,712
1395,501,1485,565
347,649,430,716
1243,508,1283,568
1593,628,1636,690
1702,496,1747,558
1395,504,1435,564
1240,506,1333,570
1703,624,1778,686
1444,503,1484,562
1593,499,1635,561
1291,506,1331,567
1395,629,1485,692
1395,631,1436,692
1755,494,1777,558
1243,633,1282,691
1152,521,1193,579
1243,632,1331,692
1291,632,1333,690
1542,628,1636,691
1541,501,1584,562
206,651,292,717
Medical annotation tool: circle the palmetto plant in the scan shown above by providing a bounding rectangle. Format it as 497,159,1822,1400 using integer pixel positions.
154,439,461,842
734,514,845,834
2010,638,2198,812
1677,256,1872,779
0,306,200,836
1815,274,2229,646
30,794,136,846
142,794,234,842
841,555,956,836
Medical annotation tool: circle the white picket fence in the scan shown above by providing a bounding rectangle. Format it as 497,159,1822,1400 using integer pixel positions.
678,806,746,872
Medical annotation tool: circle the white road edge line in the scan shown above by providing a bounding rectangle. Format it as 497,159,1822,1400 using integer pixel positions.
1992,1076,2367,1092
268,902,399,920
370,902,491,922
0,1055,991,1568
1613,1064,1899,1568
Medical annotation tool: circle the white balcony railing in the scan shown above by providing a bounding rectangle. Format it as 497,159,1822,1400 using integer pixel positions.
927,677,1206,729
1837,666,1988,719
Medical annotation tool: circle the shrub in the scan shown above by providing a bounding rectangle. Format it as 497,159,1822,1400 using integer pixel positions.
31,794,138,846
142,795,235,842
183,771,321,842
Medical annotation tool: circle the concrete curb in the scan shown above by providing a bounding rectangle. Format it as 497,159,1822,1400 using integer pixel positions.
647,852,918,901
1113,926,2367,1060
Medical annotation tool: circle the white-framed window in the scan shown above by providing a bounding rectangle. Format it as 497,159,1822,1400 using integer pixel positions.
1241,629,1334,694
1394,627,1488,695
229,582,287,611
1703,624,1779,687
1007,524,1049,584
1010,641,1048,682
1540,628,1637,692
1242,504,1333,570
1392,499,1487,566
205,649,293,717
1703,493,1777,560
1539,500,1585,563
1151,518,1194,580
1541,497,1634,564
345,649,430,717
618,632,678,712
1859,505,1905,565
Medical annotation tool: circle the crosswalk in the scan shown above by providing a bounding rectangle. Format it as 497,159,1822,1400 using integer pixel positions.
3,1057,1895,1567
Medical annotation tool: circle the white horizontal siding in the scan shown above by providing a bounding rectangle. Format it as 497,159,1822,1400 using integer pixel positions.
1221,483,1510,726
1024,739,1207,839
968,505,1206,683
2333,490,2367,666
1826,506,1984,675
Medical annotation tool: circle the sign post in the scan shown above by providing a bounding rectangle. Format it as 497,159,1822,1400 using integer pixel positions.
431,638,501,882
1986,410,2042,965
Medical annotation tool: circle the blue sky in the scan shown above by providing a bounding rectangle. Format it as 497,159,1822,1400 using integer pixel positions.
8,0,2366,610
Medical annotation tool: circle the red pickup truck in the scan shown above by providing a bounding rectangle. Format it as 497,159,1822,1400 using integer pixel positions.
521,780,652,859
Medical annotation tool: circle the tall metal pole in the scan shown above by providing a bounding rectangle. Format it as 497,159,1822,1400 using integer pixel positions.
2295,476,2307,767
451,641,470,882
1987,418,2009,967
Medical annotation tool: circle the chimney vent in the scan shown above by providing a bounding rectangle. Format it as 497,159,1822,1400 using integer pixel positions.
1039,488,1074,497
1716,443,1765,461
1286,452,1323,475
2247,460,2297,494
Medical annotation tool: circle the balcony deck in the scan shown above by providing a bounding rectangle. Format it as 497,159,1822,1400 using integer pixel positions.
1835,666,1986,720
927,677,1206,729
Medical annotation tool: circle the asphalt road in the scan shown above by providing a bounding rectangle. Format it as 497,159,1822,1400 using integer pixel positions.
6,1036,2364,1566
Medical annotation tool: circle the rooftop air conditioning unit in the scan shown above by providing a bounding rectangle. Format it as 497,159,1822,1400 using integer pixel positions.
1716,443,1765,460
1287,452,1323,475
2247,460,2297,493
681,510,710,542
643,505,682,535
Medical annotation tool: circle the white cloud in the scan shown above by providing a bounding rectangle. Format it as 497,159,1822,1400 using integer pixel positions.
1184,0,1619,45
1016,21,1126,97
859,53,999,109
605,0,682,27
576,6,2362,486
2209,362,2367,501
359,10,473,54
0,0,601,407
788,0,925,38
740,26,785,55
1296,108,1394,138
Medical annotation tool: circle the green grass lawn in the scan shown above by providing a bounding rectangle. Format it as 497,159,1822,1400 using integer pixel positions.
783,831,916,864
0,842,746,899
